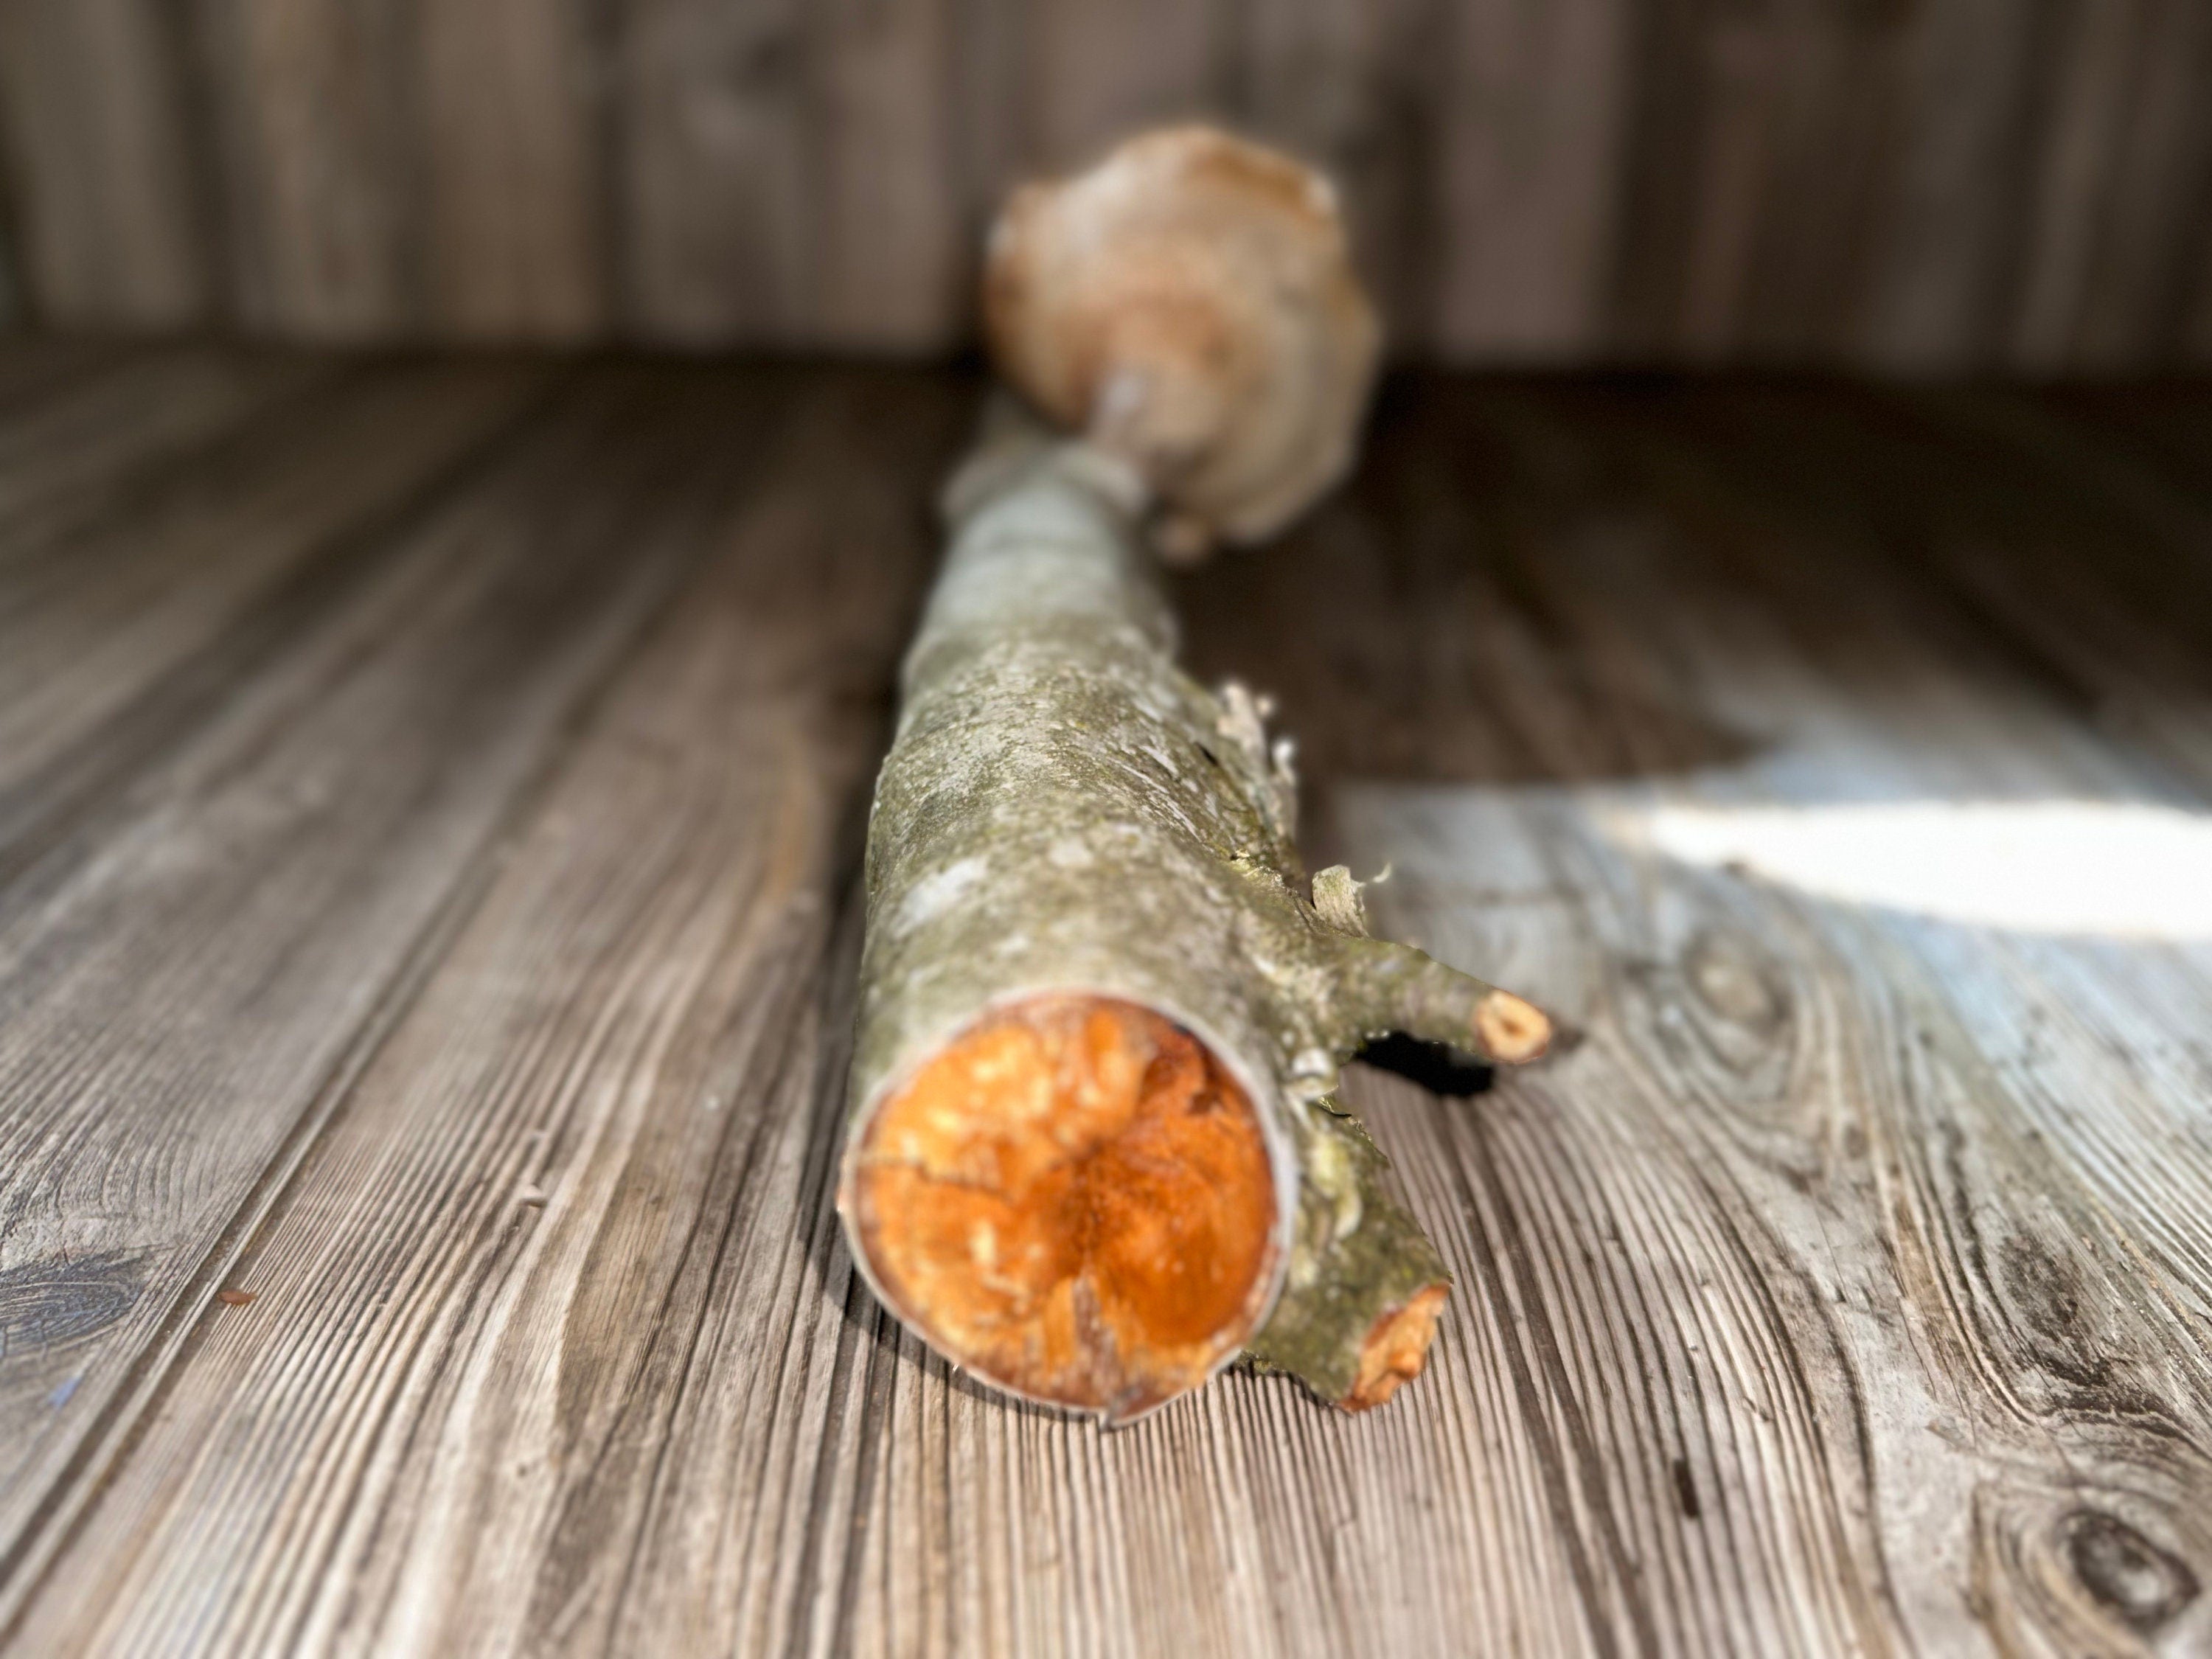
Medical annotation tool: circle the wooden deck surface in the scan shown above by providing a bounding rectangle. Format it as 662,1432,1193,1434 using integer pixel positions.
1,344,2209,1657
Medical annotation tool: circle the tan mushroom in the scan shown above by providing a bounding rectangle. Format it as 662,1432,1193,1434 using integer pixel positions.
983,125,1381,563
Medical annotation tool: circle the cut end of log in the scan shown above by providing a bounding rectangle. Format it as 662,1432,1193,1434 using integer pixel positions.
847,995,1280,1421
1340,1284,1449,1411
1474,990,1552,1065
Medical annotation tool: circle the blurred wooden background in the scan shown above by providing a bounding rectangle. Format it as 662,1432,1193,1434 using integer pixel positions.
2,0,2210,371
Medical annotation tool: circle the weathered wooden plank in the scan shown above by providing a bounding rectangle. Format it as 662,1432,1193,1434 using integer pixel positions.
1731,6,1912,363
192,0,417,338
1026,0,1225,170
2005,0,2143,370
1863,394,2212,794
1331,791,2212,1656
809,0,961,350
2060,0,2212,367
417,0,605,340
0,359,550,874
613,0,813,342
0,336,139,413
2185,251,2212,366
1430,0,1628,361
1322,383,2212,1652
0,343,325,547
1,0,2209,368
3,372,964,1655
1607,0,1921,364
0,364,792,1630
615,0,960,349
1193,377,2212,1655
1858,0,2045,372
1603,0,1712,360
8,363,2212,1656
1174,386,1756,792
0,0,213,328
1562,378,2212,797
1990,0,2212,372
2031,382,2212,514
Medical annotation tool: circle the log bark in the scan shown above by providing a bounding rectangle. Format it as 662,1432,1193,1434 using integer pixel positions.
837,403,1549,1421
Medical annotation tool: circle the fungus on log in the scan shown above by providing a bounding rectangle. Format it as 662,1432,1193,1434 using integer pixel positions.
838,128,1552,1424
984,124,1382,564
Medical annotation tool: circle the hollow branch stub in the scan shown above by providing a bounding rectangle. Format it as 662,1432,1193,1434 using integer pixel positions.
1245,1099,1453,1411
1330,936,1554,1065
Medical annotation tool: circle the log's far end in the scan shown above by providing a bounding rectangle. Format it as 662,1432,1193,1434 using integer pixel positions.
983,124,1380,556
845,995,1281,1422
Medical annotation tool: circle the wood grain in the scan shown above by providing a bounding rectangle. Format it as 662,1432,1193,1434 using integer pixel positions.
0,360,793,1630
1026,0,1225,170
613,0,813,344
1856,0,2045,372
807,0,961,350
0,0,213,328
4,369,964,1655
4,349,2212,1655
0,344,323,548
1448,378,2212,1652
193,0,418,338
614,0,960,349
0,358,549,879
1994,0,2212,372
6,0,2212,368
0,336,133,411
1431,0,1628,359
417,0,605,341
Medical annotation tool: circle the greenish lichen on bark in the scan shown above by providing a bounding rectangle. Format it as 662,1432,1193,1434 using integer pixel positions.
1242,1097,1451,1406
838,402,1547,1420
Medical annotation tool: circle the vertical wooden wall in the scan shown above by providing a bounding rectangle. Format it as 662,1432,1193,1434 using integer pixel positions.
1,0,2208,369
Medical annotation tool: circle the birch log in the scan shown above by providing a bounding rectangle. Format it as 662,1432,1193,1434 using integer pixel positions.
837,130,1553,1424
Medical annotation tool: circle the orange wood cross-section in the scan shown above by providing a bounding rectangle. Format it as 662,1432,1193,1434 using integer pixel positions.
849,996,1279,1417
